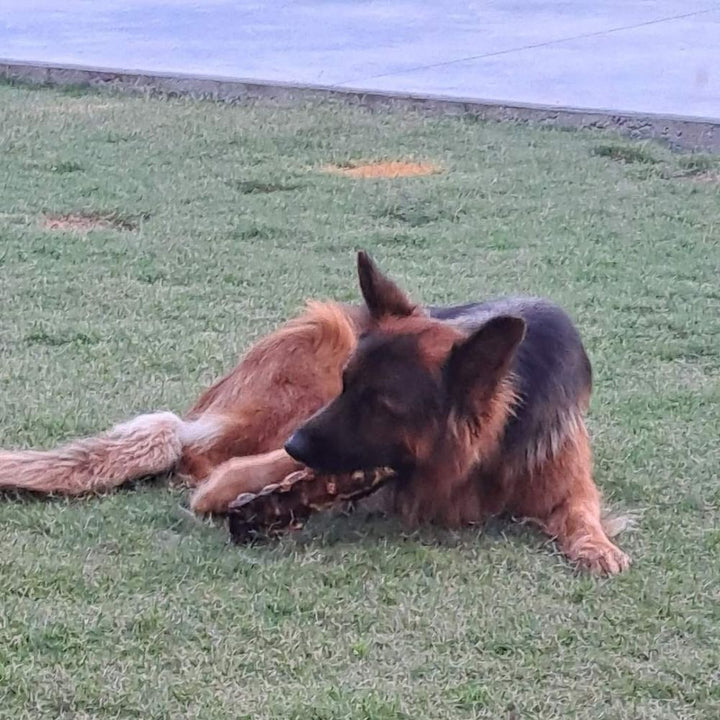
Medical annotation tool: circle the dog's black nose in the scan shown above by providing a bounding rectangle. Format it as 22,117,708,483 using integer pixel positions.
284,431,311,464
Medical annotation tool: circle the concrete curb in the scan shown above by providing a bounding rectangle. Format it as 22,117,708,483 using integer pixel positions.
2,58,719,153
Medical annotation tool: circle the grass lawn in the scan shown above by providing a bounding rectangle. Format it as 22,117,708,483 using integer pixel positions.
1,81,719,720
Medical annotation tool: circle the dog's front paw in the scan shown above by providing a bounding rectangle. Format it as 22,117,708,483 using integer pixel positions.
573,538,631,576
189,487,213,515
190,481,227,515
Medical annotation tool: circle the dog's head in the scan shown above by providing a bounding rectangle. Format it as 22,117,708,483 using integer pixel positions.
284,252,525,475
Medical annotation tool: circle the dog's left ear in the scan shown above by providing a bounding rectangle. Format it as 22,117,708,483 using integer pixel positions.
357,251,418,319
444,315,526,413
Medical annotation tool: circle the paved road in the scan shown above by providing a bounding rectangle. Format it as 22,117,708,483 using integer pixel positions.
1,1,718,119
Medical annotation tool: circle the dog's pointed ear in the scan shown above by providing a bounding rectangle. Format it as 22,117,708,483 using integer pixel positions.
357,251,417,319
444,316,526,412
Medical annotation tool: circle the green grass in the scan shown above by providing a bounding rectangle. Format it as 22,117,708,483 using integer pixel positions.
1,83,719,720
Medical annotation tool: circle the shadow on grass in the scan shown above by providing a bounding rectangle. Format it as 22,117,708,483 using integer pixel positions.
229,503,548,556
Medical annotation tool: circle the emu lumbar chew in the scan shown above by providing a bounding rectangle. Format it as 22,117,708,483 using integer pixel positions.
226,467,396,541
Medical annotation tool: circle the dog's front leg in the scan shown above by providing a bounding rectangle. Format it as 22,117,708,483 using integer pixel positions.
190,449,302,515
530,428,631,576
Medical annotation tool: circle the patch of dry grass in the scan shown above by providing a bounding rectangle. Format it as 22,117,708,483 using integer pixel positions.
323,160,442,178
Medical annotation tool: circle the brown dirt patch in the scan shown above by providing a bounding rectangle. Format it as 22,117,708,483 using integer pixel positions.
323,160,442,179
41,213,136,233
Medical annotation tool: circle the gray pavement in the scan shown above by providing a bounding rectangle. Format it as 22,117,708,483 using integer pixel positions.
1,1,719,120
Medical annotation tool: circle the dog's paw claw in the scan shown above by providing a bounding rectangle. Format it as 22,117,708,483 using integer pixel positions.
575,541,631,576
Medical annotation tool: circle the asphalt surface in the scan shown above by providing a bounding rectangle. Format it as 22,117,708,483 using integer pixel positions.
2,1,718,119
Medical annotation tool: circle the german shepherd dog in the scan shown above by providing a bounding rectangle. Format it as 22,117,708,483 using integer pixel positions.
0,252,629,575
